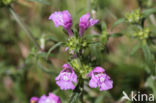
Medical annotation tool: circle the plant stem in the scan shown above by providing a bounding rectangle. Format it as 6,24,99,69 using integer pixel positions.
9,6,40,50
69,78,84,103
141,17,145,28
79,78,84,103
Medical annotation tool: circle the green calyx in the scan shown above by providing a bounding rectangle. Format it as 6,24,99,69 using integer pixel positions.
70,59,92,79
65,36,88,54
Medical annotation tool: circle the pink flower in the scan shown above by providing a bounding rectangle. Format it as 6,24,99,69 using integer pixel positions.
49,10,73,36
30,93,61,103
87,67,113,91
56,64,77,90
79,13,99,36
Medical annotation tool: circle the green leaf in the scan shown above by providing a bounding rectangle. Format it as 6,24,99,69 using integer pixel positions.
95,92,105,103
108,33,123,38
46,36,58,43
130,43,141,55
146,76,156,98
143,8,156,18
141,42,154,73
69,92,81,103
95,91,114,103
101,22,107,31
46,42,63,59
37,60,58,75
111,18,125,30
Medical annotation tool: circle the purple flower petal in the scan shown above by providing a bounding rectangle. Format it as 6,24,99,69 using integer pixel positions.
89,77,98,88
30,93,61,103
49,10,73,36
65,47,69,51
79,13,98,36
87,66,105,77
89,18,99,27
88,67,113,91
49,11,64,27
99,79,113,91
55,64,77,90
38,93,61,103
92,66,105,73
30,97,39,103
56,80,75,90
62,10,72,29
49,93,62,103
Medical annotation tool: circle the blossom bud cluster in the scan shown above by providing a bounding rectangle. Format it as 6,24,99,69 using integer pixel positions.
133,28,150,40
125,9,142,23
65,37,88,54
0,0,13,7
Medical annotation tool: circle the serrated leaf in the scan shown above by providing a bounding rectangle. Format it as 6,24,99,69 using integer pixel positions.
111,18,125,30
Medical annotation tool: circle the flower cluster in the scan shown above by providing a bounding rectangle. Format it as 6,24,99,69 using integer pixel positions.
125,9,142,23
55,64,113,91
30,92,61,103
133,28,150,40
48,10,113,91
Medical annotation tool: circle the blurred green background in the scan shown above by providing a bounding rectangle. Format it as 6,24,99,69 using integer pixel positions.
0,0,156,103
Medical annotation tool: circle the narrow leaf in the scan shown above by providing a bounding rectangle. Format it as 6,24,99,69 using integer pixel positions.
108,33,123,38
111,18,125,30
143,8,156,18
46,42,63,59
69,92,80,103
130,43,141,55
141,43,154,73
37,61,58,75
101,22,107,31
